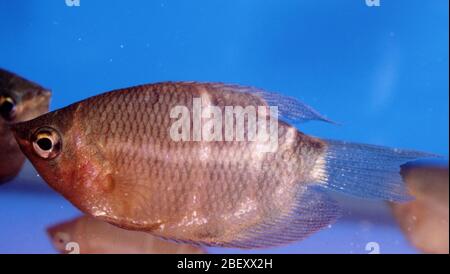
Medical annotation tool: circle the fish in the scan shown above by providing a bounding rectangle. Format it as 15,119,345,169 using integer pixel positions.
0,68,51,184
10,82,435,248
48,215,205,254
391,165,449,254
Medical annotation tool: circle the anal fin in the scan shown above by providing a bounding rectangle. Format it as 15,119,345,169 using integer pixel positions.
217,187,340,249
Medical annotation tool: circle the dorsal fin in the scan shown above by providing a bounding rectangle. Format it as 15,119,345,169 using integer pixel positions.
251,88,335,125
178,82,336,125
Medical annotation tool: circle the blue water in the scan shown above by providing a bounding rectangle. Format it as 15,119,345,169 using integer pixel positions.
0,0,448,254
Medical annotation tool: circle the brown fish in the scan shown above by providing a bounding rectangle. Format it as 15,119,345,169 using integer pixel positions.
391,165,449,254
48,215,205,254
0,68,51,183
11,82,434,248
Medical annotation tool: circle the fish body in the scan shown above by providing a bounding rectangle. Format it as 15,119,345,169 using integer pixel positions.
391,165,449,254
12,82,433,248
48,216,205,254
0,68,51,183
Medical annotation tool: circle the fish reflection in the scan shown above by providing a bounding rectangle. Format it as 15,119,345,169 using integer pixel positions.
48,215,205,254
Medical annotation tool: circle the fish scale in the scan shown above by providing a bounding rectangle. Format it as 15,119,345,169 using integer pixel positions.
69,85,309,240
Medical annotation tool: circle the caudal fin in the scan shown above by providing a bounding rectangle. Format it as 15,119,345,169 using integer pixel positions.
319,140,439,202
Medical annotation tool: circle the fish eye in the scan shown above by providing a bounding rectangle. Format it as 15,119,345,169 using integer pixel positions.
32,127,62,160
0,96,17,121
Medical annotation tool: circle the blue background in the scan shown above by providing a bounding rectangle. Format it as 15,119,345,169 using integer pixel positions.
0,0,448,253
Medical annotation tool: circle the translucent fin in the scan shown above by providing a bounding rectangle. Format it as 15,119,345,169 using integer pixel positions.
163,187,340,249
252,90,336,125
219,187,340,249
206,82,335,124
320,140,440,202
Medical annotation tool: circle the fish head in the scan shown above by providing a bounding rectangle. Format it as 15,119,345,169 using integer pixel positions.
0,68,51,183
0,68,51,123
10,106,117,217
